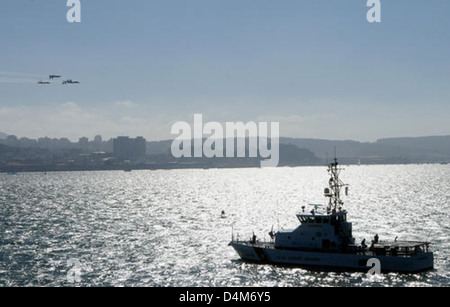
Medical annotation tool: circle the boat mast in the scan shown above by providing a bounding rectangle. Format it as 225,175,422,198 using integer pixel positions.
326,157,348,213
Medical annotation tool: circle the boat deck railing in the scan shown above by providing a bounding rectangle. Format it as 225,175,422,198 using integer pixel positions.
368,241,431,257
231,238,431,257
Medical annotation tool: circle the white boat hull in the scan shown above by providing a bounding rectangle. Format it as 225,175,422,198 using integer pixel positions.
230,242,434,273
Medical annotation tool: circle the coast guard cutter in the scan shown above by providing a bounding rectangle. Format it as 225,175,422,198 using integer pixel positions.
229,159,434,273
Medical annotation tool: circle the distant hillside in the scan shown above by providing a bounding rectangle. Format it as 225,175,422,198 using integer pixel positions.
146,135,450,164
279,138,362,160
281,135,450,164
278,143,319,166
0,132,8,140
146,139,320,166
376,136,450,155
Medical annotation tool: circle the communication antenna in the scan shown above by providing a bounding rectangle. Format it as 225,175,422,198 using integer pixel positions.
325,147,349,212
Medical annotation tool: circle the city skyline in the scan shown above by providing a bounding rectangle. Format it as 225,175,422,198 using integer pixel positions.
1,1,450,142
2,130,450,173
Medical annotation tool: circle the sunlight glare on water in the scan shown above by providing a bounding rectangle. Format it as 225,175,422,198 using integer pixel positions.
0,165,448,286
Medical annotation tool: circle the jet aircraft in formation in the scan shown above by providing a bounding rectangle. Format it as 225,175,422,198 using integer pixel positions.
62,79,80,85
37,74,80,85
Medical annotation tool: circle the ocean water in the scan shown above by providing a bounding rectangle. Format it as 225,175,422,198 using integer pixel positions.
0,165,448,287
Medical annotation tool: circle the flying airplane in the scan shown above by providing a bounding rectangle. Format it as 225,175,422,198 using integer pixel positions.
62,79,80,85
49,75,61,79
38,81,51,85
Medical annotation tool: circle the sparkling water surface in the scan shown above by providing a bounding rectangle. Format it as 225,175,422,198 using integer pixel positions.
0,165,448,287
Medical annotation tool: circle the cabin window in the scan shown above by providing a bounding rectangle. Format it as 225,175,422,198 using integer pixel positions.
323,218,329,224
308,217,315,223
316,217,322,223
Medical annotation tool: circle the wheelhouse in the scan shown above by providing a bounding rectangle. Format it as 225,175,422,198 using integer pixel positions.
296,211,348,224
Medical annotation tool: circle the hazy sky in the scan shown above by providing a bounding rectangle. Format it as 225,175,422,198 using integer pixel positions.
1,0,449,142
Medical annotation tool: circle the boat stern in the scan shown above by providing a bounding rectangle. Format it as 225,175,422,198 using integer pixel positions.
411,252,434,273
